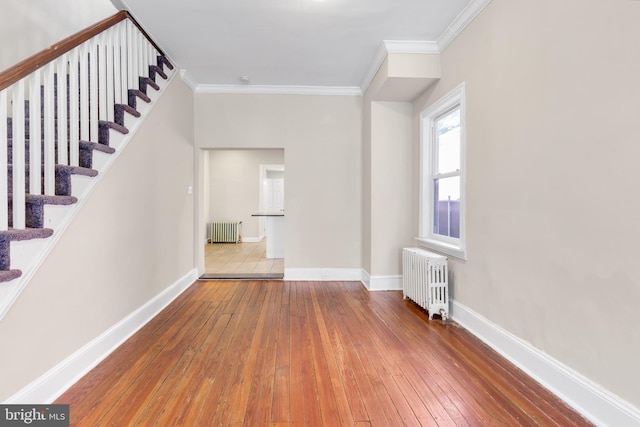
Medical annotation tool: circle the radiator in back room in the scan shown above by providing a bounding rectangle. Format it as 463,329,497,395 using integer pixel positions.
402,247,449,323
208,221,242,243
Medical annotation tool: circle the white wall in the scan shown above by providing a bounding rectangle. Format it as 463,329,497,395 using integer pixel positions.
0,77,195,401
207,149,285,239
195,93,362,269
0,0,116,72
413,0,640,409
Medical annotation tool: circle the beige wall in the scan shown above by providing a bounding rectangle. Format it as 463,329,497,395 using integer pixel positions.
207,149,285,239
0,77,195,400
362,52,439,282
413,0,640,407
361,100,372,273
195,93,362,269
369,102,414,276
0,0,116,72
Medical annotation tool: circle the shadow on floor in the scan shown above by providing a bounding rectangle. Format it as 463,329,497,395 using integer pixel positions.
199,272,284,280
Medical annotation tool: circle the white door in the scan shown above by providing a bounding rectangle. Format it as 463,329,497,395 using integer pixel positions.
261,166,285,212
259,165,285,237
263,177,284,212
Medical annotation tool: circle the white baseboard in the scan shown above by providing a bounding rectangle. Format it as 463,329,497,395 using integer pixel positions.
284,268,365,282
361,270,371,289
367,275,403,291
241,236,264,243
5,268,198,404
282,269,402,292
450,300,640,427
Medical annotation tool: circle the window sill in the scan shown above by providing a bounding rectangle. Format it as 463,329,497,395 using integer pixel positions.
414,237,467,260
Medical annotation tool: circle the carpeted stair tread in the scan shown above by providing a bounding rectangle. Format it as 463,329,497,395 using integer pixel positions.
130,89,151,103
7,195,77,228
0,270,22,282
128,89,151,110
25,194,78,205
7,164,98,196
139,76,160,95
6,164,97,175
79,141,115,169
99,120,129,146
158,56,174,70
6,164,98,196
80,140,116,155
58,165,98,178
99,120,129,135
114,104,141,127
0,228,54,274
0,227,55,241
0,227,53,276
53,165,97,196
149,65,167,81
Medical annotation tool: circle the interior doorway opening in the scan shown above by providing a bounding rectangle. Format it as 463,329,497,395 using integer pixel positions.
200,149,285,279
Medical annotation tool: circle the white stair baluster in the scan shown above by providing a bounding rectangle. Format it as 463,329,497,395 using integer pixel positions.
106,29,115,122
133,27,140,89
113,23,124,105
79,43,89,143
127,20,135,91
98,33,108,125
12,81,26,229
89,39,99,143
68,48,79,167
0,90,8,230
120,21,129,103
29,70,42,194
43,62,56,196
57,55,68,166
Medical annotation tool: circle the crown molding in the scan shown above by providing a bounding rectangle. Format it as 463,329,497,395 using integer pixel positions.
360,0,492,94
194,84,362,96
437,0,492,51
359,42,390,96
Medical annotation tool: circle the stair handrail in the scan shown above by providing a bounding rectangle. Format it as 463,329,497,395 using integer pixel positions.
0,10,164,92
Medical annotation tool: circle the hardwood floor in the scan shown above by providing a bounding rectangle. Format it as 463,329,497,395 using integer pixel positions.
204,240,284,277
56,280,592,426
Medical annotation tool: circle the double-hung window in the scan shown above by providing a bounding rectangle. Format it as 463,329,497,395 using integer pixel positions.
418,83,466,259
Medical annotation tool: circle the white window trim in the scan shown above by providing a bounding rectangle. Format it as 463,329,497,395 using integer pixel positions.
418,82,467,260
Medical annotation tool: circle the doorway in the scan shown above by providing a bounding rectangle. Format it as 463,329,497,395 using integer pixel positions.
201,149,285,279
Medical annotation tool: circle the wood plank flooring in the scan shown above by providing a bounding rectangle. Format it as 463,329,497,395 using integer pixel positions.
56,280,592,426
204,241,284,276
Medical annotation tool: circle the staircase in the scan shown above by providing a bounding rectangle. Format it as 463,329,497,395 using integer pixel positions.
0,11,174,318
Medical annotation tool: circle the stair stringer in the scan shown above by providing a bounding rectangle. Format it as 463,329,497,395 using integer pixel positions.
0,68,177,321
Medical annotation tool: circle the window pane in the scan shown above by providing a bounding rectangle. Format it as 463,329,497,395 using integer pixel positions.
436,108,460,174
433,176,460,238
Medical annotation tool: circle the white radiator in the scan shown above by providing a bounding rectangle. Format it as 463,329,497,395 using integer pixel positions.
402,247,449,323
208,221,242,243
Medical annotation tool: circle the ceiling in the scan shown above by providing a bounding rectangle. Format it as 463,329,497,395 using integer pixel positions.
112,0,485,94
